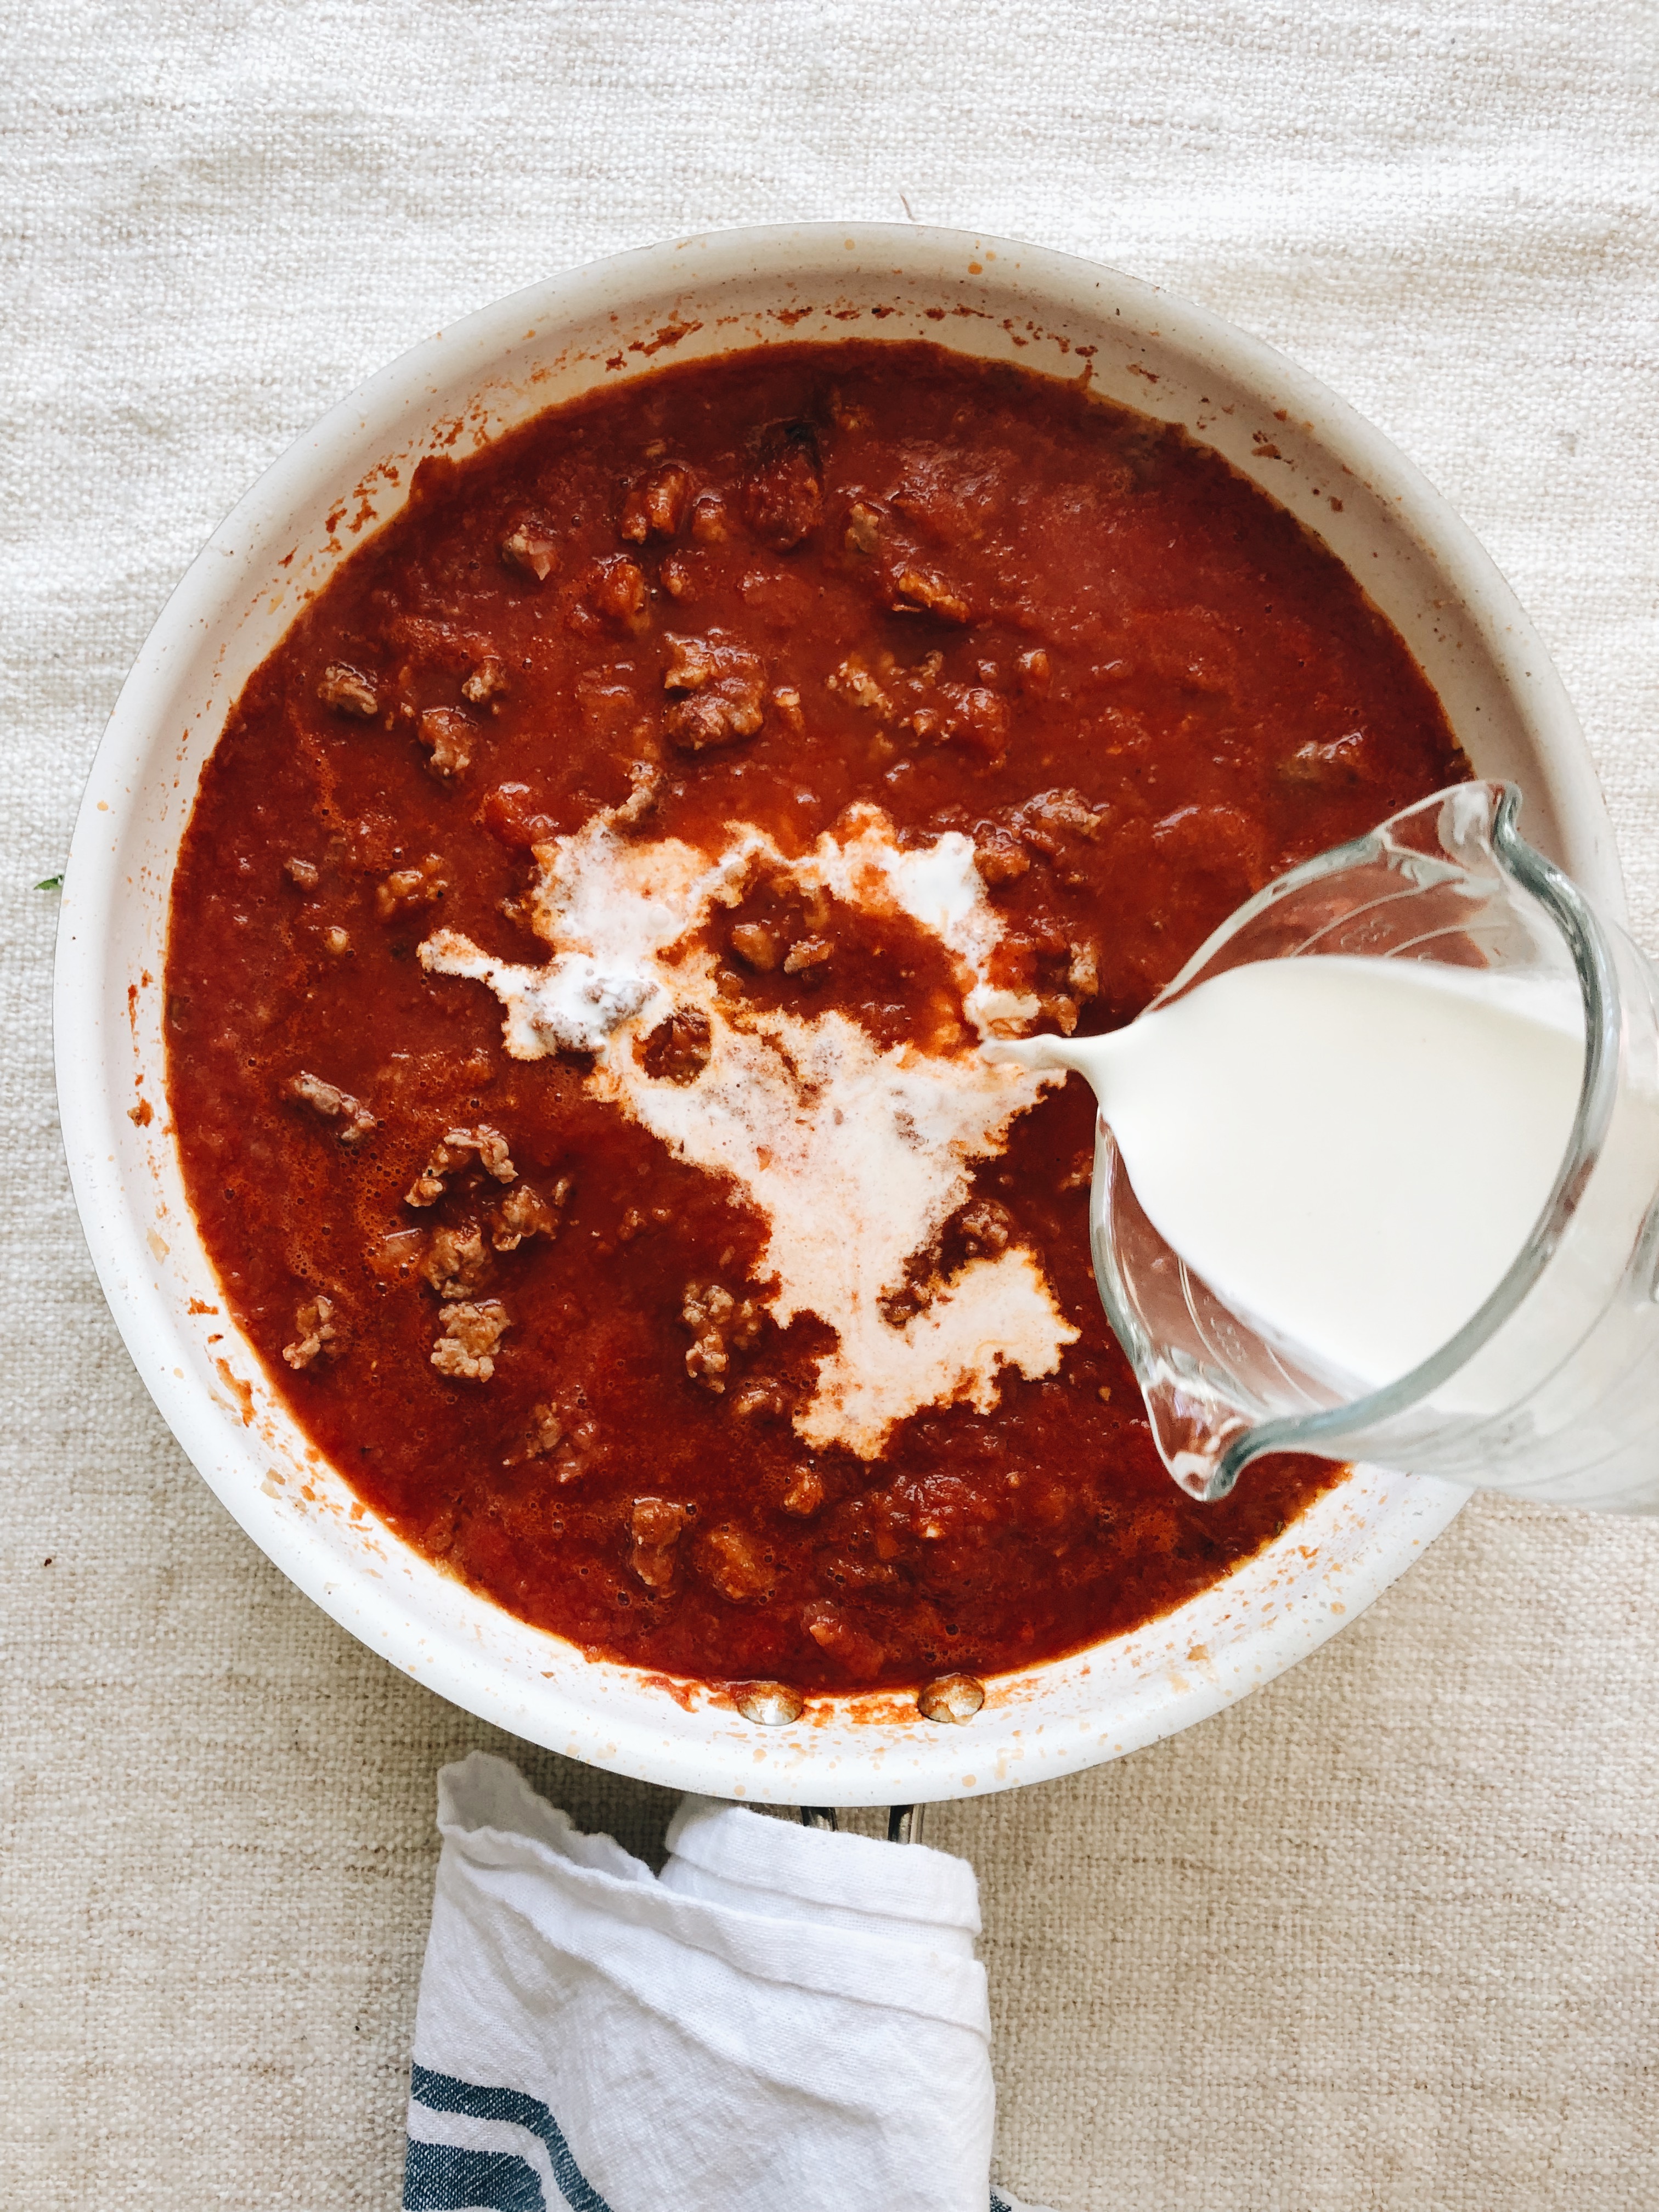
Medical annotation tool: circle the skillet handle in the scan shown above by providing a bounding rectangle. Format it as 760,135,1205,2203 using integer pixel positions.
797,1804,928,1844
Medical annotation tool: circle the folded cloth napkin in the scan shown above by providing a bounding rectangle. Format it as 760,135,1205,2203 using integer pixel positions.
403,1752,1049,2212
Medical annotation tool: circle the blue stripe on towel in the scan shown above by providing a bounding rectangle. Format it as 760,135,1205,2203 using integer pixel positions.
407,2065,614,2212
404,2141,545,2210
407,2063,1018,2212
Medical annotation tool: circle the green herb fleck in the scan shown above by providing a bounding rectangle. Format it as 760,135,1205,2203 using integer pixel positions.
35,874,63,892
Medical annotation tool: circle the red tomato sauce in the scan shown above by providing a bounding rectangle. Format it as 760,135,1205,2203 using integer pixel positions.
165,342,1464,1695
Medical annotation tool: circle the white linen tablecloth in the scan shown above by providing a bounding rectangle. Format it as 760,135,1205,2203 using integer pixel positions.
3,4,1656,2207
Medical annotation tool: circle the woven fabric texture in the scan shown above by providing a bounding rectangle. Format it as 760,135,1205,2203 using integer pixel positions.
3,3,1656,2207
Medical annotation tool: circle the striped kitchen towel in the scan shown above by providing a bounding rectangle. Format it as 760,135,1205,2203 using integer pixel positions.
404,1752,1052,2211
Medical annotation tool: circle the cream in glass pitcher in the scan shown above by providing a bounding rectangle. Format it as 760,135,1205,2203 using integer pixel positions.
992,783,1659,1513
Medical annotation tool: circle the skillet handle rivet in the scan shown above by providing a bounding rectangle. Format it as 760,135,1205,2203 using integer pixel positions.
733,1679,804,1726
917,1672,985,1724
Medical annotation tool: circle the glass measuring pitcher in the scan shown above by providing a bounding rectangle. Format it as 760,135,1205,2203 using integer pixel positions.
1087,781,1659,1513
